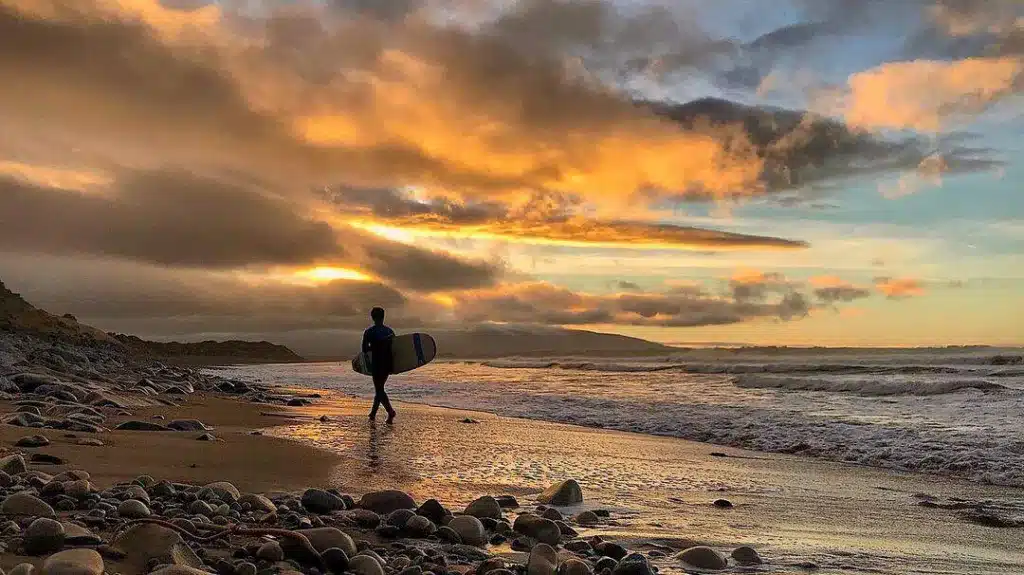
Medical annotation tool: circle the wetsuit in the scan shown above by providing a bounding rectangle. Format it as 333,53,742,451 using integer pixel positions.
362,323,395,419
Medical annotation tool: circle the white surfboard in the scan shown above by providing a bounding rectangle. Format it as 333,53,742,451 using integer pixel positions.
351,332,437,376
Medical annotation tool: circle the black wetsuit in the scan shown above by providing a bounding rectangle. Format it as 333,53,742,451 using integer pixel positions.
362,323,395,419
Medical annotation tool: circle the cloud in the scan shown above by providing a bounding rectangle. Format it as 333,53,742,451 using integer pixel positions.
0,169,503,291
0,253,419,334
874,277,927,299
321,185,809,250
446,279,814,328
810,275,872,303
831,57,1023,132
1,0,978,214
728,270,795,302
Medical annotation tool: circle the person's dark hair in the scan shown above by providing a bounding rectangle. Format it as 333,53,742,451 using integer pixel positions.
370,307,385,323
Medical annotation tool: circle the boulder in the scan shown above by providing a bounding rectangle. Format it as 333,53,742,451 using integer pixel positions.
24,517,66,555
558,559,593,575
416,499,450,523
513,513,561,546
359,490,416,514
291,527,357,556
676,547,728,571
1,492,56,517
40,549,104,575
527,543,558,575
465,496,502,519
0,454,27,475
350,555,385,575
730,546,762,565
448,515,487,546
301,488,347,513
611,554,654,575
536,480,583,506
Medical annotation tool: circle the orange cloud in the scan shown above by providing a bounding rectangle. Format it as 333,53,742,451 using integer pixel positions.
348,217,808,251
837,57,1024,132
874,277,926,299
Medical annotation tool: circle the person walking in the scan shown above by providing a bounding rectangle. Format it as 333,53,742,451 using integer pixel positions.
362,307,397,423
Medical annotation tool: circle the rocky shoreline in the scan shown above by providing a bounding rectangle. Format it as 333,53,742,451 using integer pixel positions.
0,333,768,575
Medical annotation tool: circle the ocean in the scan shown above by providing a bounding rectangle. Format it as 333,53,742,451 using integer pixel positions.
210,347,1024,488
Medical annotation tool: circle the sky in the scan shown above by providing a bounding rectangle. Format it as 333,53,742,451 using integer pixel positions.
0,0,1021,348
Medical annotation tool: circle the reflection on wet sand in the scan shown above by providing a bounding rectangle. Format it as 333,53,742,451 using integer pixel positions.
266,396,1024,575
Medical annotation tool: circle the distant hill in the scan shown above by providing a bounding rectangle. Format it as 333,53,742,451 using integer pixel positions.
110,333,303,364
1,277,303,363
0,280,118,346
263,324,675,360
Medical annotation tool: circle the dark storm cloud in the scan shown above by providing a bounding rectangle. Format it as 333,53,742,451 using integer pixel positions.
0,253,412,334
0,170,503,290
0,170,341,268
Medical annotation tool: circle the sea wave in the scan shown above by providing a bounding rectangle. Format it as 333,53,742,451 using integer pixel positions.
734,375,1011,396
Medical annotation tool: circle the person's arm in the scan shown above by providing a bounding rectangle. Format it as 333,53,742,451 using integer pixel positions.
361,329,371,354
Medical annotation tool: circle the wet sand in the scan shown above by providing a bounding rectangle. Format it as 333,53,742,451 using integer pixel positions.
0,394,338,493
270,391,1024,575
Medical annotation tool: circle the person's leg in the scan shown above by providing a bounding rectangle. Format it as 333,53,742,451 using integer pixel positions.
378,373,396,423
370,373,385,420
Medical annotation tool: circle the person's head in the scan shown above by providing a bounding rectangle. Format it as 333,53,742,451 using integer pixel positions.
370,307,385,324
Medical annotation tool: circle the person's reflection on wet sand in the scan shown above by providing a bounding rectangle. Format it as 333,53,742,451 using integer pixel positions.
367,423,391,470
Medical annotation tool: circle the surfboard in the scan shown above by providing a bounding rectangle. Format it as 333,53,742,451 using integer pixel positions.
351,332,437,376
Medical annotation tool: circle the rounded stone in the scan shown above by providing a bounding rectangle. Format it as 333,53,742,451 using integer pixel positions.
464,496,502,520
676,547,728,571
321,547,350,573
40,548,104,575
730,546,762,565
256,541,285,562
558,559,593,575
117,499,152,519
24,517,66,555
350,555,385,575
1,492,56,518
536,480,583,506
527,543,558,575
448,515,487,546
405,515,436,537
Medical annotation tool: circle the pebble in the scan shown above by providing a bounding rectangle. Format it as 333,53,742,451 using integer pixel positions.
75,438,104,447
124,484,151,503
513,514,561,546
40,549,104,575
387,509,416,528
594,558,618,573
611,554,653,575
416,499,449,524
731,546,762,565
10,564,36,575
202,481,240,503
15,435,50,448
167,419,209,431
464,496,502,519
405,515,436,537
1,492,57,517
359,490,416,514
292,527,357,556
24,517,66,555
594,542,628,560
448,515,487,546
712,499,733,509
541,508,563,521
537,479,583,506
256,541,284,562
350,555,385,575
196,433,217,441
235,562,257,575
238,493,275,513
676,547,728,571
0,454,28,475
302,488,348,514
118,499,152,519
321,547,350,573
527,543,558,575
62,522,101,546
436,526,461,544
576,511,600,526
558,559,593,575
